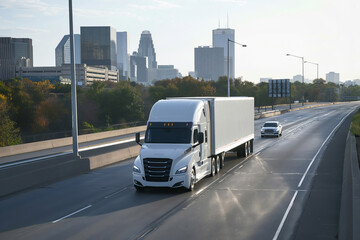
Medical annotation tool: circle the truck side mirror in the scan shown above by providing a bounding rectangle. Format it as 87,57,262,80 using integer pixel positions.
135,132,142,146
198,132,204,144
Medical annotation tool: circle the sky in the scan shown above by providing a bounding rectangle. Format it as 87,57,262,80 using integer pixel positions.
0,0,359,83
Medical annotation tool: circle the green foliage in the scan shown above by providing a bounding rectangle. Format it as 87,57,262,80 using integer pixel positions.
350,110,360,136
83,121,100,133
0,94,21,146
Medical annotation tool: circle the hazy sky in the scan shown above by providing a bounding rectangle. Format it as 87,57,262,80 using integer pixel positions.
1,0,359,83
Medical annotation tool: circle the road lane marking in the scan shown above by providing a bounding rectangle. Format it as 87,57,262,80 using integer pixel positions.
297,109,353,188
104,187,128,199
79,136,144,152
52,205,92,223
273,108,355,240
272,191,298,240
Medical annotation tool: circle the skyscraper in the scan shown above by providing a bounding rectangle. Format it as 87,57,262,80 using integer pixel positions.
55,34,81,66
130,51,148,83
212,28,235,79
0,37,33,80
81,26,117,70
194,46,224,81
137,30,157,69
117,32,129,80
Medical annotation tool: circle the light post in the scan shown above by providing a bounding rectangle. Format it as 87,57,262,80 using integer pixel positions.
68,0,79,157
286,53,305,106
304,61,319,80
227,38,246,97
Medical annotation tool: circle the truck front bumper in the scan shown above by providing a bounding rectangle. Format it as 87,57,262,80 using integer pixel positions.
133,173,190,189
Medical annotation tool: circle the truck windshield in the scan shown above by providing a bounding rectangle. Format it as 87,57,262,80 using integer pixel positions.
145,128,191,144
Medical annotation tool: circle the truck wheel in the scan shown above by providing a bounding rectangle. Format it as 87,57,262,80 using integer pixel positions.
215,155,220,174
134,185,144,192
210,157,216,177
187,168,196,191
244,142,248,157
247,141,251,156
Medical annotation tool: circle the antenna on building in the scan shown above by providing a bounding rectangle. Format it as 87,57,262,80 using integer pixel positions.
227,12,229,28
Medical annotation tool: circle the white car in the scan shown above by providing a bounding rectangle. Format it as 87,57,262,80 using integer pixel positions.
261,121,283,137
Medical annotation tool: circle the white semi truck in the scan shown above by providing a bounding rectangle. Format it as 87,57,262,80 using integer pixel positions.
133,97,254,191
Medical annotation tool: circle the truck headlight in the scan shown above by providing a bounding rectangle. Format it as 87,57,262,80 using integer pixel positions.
133,165,141,173
175,166,188,174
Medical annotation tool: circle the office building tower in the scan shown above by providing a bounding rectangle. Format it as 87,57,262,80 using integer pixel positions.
81,26,117,70
0,37,33,80
194,46,224,81
137,30,157,69
326,72,340,84
156,65,180,81
212,28,235,79
55,34,81,66
130,52,148,83
117,32,129,79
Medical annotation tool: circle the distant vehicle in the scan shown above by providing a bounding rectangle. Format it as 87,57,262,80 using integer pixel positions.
261,121,282,137
133,97,254,191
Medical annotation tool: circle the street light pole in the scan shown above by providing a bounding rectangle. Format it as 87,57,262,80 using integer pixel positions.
304,61,319,80
286,53,305,106
68,0,79,157
227,38,246,97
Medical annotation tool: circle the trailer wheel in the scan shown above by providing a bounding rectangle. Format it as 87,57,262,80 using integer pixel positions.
244,142,249,157
215,155,220,174
247,141,251,156
210,157,216,177
220,153,225,169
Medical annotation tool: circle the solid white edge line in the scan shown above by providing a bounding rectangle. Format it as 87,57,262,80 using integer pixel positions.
52,205,92,223
0,152,71,169
272,191,298,240
79,136,145,152
297,109,353,188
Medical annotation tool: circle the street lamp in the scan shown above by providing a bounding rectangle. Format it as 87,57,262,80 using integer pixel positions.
227,38,246,97
304,61,319,80
286,53,305,106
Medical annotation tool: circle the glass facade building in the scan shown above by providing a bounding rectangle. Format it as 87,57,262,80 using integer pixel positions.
212,28,235,79
81,26,117,70
137,30,157,69
116,31,129,79
194,46,224,81
55,34,81,66
0,37,33,80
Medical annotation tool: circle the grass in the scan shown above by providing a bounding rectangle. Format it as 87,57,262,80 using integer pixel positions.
350,110,360,136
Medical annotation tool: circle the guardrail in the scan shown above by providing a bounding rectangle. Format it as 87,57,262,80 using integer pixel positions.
339,132,360,240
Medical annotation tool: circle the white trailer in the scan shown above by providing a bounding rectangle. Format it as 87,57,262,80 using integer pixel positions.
133,97,254,191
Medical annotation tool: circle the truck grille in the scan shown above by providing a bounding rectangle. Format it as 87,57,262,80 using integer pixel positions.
143,158,173,182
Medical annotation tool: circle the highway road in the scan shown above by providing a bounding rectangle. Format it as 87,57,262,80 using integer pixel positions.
0,102,358,240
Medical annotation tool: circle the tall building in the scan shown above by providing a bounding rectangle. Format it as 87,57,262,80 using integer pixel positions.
81,26,117,70
326,72,340,84
137,30,157,69
212,28,235,79
130,52,148,83
194,46,224,81
116,32,129,80
55,34,81,66
156,65,180,81
0,37,33,80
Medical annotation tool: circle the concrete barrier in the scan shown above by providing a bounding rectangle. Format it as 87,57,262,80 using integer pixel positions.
0,125,146,158
339,132,360,240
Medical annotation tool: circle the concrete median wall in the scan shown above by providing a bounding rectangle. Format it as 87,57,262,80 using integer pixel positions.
339,132,360,240
0,125,146,158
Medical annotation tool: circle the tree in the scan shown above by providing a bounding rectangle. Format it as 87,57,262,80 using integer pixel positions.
0,94,21,146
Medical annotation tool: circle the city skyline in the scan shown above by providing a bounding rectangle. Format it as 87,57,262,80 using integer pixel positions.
1,0,359,83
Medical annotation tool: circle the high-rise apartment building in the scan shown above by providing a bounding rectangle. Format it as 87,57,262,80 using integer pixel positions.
212,28,235,79
137,30,157,69
194,46,224,81
326,72,340,84
117,32,129,80
55,34,81,66
0,37,33,80
81,26,117,70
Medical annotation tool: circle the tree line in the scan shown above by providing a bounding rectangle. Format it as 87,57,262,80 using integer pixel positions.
0,76,358,146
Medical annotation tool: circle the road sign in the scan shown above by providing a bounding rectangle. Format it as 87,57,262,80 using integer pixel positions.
269,79,290,98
